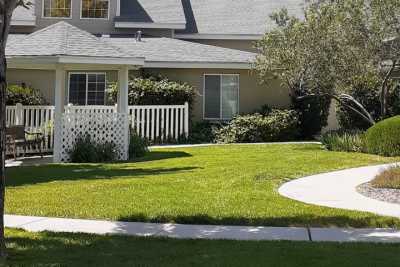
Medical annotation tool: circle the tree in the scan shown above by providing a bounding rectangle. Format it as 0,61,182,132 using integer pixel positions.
0,0,30,258
255,0,400,126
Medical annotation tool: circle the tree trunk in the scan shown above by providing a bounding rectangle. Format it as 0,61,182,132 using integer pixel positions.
0,49,6,259
380,60,397,118
0,0,19,257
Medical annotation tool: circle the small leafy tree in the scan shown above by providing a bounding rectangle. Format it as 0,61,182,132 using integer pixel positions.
255,0,400,128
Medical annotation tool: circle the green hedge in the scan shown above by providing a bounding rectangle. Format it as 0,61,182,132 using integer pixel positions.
110,77,196,108
6,85,48,105
215,110,299,143
364,116,400,156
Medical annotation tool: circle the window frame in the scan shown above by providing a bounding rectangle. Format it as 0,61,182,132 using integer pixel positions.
203,74,240,120
42,0,73,19
67,72,107,106
80,0,110,20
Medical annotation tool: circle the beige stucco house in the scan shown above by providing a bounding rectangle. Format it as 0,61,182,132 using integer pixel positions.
8,0,307,122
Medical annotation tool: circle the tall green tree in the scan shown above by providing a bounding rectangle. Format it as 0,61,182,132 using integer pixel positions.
0,0,30,258
255,0,400,126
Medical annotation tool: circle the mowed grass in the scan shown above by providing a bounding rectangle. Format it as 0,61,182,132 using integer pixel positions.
5,144,400,227
4,228,400,267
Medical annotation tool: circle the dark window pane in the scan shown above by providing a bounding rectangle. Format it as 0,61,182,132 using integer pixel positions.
69,74,87,105
204,75,221,119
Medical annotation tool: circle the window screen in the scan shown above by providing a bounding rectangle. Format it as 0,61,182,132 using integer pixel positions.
43,0,71,18
204,75,239,119
204,75,221,119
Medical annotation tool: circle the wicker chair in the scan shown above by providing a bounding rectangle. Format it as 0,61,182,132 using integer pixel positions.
6,125,45,159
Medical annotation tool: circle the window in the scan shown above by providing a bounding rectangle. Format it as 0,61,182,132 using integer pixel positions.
69,73,106,105
43,0,72,18
81,0,109,19
204,74,239,120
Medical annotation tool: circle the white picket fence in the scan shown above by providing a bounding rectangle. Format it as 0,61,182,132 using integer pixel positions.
6,103,189,154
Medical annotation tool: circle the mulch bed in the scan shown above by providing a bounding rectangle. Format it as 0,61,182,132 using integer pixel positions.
357,182,400,205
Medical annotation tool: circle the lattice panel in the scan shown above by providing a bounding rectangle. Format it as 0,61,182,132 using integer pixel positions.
56,113,129,162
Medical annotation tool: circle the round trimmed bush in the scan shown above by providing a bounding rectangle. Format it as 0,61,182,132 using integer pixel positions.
364,116,400,156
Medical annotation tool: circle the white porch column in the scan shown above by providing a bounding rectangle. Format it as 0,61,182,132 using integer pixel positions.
117,65,129,114
53,65,66,162
118,65,130,160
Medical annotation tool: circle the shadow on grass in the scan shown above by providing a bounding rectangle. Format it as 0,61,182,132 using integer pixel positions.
6,164,199,187
5,229,400,267
117,213,400,229
132,151,192,163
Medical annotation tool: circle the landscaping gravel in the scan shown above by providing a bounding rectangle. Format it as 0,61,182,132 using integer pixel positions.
357,183,400,205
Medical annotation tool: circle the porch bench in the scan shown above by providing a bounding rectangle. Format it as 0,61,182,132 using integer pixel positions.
6,125,45,159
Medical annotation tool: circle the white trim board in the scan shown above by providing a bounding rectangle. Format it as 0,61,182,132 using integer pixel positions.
114,22,186,30
174,33,263,41
7,55,145,67
144,61,252,70
11,19,36,26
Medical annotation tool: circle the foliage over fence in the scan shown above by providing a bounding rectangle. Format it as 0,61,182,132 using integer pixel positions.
6,85,48,106
110,77,197,109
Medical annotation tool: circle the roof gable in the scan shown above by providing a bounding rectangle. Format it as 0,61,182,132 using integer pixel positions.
178,0,305,36
7,21,131,58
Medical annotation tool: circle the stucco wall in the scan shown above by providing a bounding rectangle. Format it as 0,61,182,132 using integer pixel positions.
7,69,55,104
143,68,291,121
7,69,118,106
188,39,258,53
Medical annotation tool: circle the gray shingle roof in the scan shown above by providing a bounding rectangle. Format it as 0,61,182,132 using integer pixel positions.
178,0,305,35
6,21,132,58
102,37,256,64
116,0,186,25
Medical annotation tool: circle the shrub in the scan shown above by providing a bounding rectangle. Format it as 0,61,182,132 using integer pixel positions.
371,166,400,189
6,85,48,105
129,132,149,159
188,121,222,144
215,109,299,143
364,116,400,157
69,135,118,163
292,87,331,139
321,130,365,153
109,77,197,108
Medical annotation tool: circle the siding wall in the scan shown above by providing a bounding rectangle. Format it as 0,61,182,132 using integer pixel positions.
10,0,173,37
188,39,258,53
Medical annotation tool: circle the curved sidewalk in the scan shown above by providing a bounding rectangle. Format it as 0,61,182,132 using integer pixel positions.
279,163,400,218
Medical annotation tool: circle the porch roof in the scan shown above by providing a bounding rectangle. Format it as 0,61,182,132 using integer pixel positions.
6,22,145,66
103,37,256,69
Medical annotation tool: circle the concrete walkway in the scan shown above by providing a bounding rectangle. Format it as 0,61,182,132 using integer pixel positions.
150,141,321,149
279,163,400,218
5,214,400,243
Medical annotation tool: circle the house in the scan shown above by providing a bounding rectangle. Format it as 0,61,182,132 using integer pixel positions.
8,0,342,162
8,0,306,123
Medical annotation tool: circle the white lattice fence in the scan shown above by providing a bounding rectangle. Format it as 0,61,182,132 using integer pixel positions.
56,112,129,162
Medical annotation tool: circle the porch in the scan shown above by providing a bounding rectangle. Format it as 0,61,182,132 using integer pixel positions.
5,22,189,162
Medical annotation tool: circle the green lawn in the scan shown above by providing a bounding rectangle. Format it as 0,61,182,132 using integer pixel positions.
5,144,400,227
3,228,400,267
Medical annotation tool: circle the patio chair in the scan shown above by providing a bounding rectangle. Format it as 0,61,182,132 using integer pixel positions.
6,125,45,159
